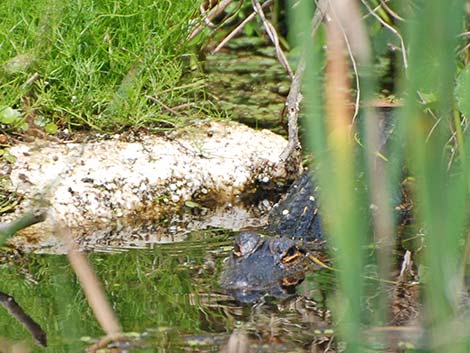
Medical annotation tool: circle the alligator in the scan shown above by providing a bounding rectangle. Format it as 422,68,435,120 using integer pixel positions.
220,169,412,303
220,110,409,303
220,172,327,303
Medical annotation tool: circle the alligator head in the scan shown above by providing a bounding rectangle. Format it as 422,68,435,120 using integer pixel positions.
220,231,310,303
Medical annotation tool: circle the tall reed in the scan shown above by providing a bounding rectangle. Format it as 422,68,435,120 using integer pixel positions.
290,0,470,351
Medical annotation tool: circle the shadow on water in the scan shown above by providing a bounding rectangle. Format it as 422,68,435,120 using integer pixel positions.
0,228,338,352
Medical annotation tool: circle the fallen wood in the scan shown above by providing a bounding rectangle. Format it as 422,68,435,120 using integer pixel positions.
1,120,296,253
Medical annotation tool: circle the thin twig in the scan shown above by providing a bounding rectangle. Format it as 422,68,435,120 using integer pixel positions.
212,0,274,54
199,2,217,29
380,0,404,22
458,41,470,56
21,72,41,89
171,102,196,111
251,0,293,78
360,0,408,70
188,0,235,41
279,0,329,164
145,95,185,117
363,2,382,19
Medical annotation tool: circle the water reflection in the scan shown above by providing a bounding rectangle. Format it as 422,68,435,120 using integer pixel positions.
0,229,337,352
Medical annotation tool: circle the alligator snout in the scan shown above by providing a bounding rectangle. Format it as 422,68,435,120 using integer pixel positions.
220,232,308,303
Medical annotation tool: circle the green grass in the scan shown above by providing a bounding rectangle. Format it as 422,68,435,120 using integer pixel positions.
0,0,209,132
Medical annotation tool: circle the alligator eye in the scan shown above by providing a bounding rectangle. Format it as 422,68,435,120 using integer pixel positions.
281,275,305,290
281,246,304,265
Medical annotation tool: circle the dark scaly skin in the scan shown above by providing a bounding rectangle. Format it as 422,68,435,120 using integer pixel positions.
266,172,323,243
220,172,323,303
221,170,412,303
219,232,310,303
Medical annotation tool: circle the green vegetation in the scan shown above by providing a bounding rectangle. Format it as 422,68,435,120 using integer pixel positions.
291,0,470,352
0,0,210,133
3,0,470,351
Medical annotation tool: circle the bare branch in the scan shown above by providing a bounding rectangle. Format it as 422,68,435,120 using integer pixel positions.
188,0,235,41
380,0,404,22
279,0,329,165
360,0,408,69
251,0,293,78
145,95,185,117
212,0,274,55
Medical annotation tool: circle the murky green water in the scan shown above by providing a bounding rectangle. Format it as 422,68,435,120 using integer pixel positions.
204,39,291,135
0,228,336,353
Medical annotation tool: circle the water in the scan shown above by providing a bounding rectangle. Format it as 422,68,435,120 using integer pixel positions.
0,229,336,352
204,38,290,135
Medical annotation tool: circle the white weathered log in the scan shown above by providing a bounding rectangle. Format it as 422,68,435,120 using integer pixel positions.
1,121,293,252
